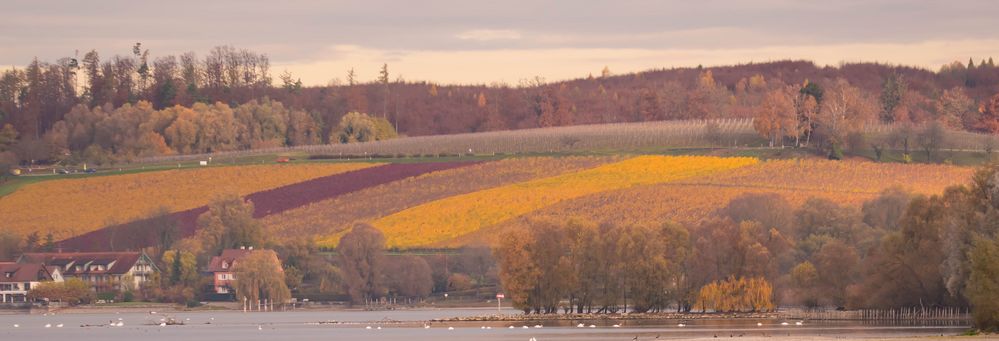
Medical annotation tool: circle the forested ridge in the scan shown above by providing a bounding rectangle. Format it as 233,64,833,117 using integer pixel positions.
1,44,999,165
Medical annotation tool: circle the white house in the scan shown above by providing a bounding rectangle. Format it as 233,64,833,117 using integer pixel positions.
18,252,157,292
0,262,61,304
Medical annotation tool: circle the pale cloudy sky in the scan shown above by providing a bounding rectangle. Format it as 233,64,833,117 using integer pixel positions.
3,0,999,85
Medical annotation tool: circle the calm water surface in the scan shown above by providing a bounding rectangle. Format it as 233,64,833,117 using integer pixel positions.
0,308,971,340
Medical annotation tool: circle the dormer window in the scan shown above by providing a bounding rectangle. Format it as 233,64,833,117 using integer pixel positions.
222,261,229,269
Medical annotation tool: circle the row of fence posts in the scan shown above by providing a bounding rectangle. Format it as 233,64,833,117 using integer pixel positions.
781,307,970,322
243,297,274,312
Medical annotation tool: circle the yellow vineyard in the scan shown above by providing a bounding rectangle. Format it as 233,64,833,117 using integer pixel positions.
280,156,620,247
448,159,974,247
0,163,375,239
369,156,758,248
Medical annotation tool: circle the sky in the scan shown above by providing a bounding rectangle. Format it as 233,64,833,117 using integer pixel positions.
3,0,999,86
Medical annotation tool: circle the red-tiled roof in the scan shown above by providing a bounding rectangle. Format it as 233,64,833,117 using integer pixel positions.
19,252,144,276
206,249,255,273
0,262,53,282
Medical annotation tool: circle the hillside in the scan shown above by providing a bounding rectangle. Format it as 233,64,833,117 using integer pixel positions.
4,53,999,172
0,152,974,252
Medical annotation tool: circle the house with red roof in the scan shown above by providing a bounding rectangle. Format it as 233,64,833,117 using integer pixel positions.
0,262,61,304
17,252,157,293
207,247,283,298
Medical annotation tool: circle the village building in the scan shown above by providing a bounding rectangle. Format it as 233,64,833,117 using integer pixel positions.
0,262,61,304
206,247,282,298
17,252,158,292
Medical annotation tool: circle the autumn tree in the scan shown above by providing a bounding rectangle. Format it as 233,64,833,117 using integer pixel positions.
917,121,947,162
696,277,774,312
233,250,291,306
721,192,794,233
861,187,912,231
535,85,573,127
978,93,999,134
794,81,821,146
753,86,796,147
935,87,976,130
161,250,198,287
385,255,434,299
967,236,999,330
815,79,876,155
880,72,907,123
196,194,265,256
338,223,386,304
687,70,732,119
335,112,397,143
28,278,94,305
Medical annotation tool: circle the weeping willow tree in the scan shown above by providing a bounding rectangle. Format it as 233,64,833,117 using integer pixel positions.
233,250,291,306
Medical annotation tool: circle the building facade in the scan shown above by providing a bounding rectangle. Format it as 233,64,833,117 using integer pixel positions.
207,247,254,295
18,252,158,292
0,262,61,304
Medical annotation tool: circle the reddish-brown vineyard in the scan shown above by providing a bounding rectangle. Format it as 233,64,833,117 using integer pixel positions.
56,161,477,251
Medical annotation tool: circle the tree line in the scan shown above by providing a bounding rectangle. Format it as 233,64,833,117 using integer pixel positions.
2,45,999,164
491,164,999,331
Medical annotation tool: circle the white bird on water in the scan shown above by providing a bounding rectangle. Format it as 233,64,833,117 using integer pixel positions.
116,321,124,327
13,324,19,328
377,326,382,330
522,326,529,329
365,326,372,330
757,322,763,327
780,322,789,326
795,321,804,326
534,324,543,328
612,324,621,328
257,325,262,330
160,323,167,327
44,324,51,328
56,324,63,328
577,323,585,328
677,323,686,327
589,324,596,328
448,326,455,330
424,324,431,329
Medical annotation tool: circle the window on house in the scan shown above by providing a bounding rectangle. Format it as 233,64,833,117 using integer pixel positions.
222,261,228,269
3,272,12,278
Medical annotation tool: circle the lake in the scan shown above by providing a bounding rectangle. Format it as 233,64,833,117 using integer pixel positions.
0,308,973,340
